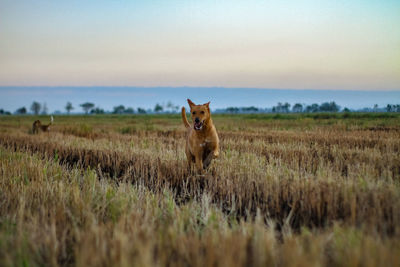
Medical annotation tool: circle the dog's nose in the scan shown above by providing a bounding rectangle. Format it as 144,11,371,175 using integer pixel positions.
195,117,200,123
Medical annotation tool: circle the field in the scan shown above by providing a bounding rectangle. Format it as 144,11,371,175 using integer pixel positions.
0,113,400,266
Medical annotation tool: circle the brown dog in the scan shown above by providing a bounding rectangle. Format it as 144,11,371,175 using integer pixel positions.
181,99,219,171
32,116,53,134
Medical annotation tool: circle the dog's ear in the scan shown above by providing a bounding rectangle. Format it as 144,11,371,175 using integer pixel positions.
204,101,210,111
187,99,195,108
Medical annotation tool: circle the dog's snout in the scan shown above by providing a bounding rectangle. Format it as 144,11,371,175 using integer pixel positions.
195,117,200,123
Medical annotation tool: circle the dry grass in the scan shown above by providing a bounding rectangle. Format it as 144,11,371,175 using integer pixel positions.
0,114,399,266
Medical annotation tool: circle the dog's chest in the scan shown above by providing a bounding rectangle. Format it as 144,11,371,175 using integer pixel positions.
199,139,212,148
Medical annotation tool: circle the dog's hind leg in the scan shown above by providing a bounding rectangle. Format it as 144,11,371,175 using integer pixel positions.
185,147,196,171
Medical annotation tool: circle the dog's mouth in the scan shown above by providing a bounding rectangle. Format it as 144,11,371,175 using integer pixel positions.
194,121,203,130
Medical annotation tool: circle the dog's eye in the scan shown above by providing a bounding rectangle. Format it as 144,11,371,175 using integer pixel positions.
192,111,196,115
200,111,205,114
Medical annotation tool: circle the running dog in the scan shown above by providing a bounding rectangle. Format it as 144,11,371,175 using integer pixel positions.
32,116,53,134
181,99,219,171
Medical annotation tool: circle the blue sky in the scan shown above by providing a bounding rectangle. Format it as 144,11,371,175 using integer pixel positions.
1,87,399,113
0,0,399,90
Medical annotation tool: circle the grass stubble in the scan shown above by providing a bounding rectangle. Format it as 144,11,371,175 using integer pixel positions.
0,114,399,266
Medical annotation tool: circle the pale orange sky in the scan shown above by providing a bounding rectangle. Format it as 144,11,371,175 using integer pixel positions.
0,0,399,90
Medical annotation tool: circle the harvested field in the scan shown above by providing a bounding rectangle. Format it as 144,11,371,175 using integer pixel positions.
1,113,400,266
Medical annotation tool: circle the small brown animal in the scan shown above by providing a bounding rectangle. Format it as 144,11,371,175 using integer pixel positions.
181,99,219,171
32,116,53,134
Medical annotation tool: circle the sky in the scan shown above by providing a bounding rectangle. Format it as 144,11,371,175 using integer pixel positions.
1,87,399,113
0,0,399,90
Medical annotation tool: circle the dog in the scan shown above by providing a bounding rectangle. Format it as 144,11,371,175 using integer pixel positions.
181,99,219,171
32,116,53,134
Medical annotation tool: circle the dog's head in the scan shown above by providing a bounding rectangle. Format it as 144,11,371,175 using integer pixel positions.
187,99,211,131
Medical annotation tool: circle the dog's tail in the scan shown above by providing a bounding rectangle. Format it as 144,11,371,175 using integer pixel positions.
50,115,54,125
181,107,190,128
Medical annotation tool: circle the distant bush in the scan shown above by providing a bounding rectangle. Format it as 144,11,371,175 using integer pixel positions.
15,107,27,115
91,107,105,114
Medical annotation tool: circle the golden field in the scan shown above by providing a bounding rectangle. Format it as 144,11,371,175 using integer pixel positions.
0,113,399,266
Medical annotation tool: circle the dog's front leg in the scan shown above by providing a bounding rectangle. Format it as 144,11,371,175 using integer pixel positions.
195,156,203,171
203,152,214,169
203,149,219,169
213,149,219,158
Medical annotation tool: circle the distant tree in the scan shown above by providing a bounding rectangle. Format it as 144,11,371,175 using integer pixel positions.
277,102,283,112
41,103,48,115
137,107,146,114
282,102,291,113
386,104,400,112
113,105,125,114
65,102,74,114
154,103,163,113
15,107,27,114
124,107,135,114
334,102,341,112
319,102,340,112
226,107,239,113
166,101,173,112
1,110,11,115
30,101,41,115
273,102,282,113
272,102,290,113
91,107,105,114
165,101,179,113
391,104,400,112
292,103,303,113
80,102,95,114
305,103,319,113
373,104,378,112
343,107,351,112
242,106,259,113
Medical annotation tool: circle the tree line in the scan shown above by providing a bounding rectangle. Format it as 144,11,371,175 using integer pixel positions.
2,101,400,115
2,101,179,115
77,101,179,114
272,102,340,113
216,102,400,113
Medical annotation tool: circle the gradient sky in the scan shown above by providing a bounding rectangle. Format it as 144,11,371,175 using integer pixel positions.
0,0,399,90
